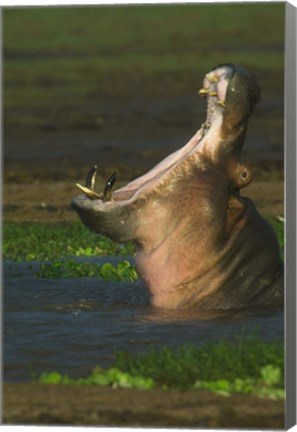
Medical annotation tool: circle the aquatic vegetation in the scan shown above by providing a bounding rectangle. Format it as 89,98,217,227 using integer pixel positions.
269,217,284,252
3,219,283,262
38,339,284,398
35,259,138,282
3,222,135,261
39,367,155,390
115,337,284,391
193,365,284,399
3,219,283,285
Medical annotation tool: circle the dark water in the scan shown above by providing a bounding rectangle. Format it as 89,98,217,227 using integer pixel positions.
4,257,284,382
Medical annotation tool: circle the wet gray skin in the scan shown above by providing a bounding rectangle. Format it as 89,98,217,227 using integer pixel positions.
72,64,283,310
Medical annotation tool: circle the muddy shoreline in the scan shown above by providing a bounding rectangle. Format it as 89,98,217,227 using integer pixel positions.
3,383,284,428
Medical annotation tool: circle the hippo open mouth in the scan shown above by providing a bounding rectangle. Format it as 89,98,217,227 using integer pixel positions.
72,64,283,310
74,64,253,209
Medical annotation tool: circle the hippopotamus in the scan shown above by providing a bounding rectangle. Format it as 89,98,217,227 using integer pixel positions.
72,64,283,310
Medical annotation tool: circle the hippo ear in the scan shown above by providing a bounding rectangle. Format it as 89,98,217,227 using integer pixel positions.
227,193,246,212
221,66,261,138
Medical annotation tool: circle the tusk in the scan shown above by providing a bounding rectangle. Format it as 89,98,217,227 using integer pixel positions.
198,88,209,97
85,165,98,191
76,183,102,200
216,100,226,108
206,73,218,83
103,172,117,202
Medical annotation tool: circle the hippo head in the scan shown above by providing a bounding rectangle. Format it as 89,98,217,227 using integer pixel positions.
72,64,283,310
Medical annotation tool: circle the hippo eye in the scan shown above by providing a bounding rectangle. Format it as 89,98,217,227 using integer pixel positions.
241,171,248,179
234,166,252,189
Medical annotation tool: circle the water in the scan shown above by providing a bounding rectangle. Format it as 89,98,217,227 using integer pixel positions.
3,258,284,382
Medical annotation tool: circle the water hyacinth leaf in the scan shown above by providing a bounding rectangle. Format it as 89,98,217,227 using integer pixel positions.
38,367,155,390
4,220,281,262
3,222,136,261
35,259,138,282
38,371,63,384
99,263,117,281
36,340,284,397
260,365,282,386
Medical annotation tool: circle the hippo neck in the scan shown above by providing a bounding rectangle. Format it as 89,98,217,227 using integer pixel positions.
135,207,248,309
135,197,282,310
134,182,250,310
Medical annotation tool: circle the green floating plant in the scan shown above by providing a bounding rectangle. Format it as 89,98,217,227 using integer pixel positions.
4,219,283,263
193,365,284,399
39,367,155,390
3,222,135,262
35,259,138,282
36,340,284,399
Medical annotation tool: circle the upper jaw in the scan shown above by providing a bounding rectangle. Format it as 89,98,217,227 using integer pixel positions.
72,64,258,209
198,64,234,136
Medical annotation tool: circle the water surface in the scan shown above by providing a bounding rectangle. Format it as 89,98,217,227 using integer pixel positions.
4,257,284,382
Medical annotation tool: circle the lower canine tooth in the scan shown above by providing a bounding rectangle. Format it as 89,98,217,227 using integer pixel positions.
202,121,211,131
198,88,209,97
206,73,218,83
217,100,225,108
103,172,117,202
208,91,218,97
85,165,98,191
76,183,101,200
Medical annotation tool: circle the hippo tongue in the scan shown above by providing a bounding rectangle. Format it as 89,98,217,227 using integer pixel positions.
77,65,234,203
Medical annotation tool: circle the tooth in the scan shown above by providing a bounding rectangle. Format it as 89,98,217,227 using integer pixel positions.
85,165,98,191
103,172,117,202
208,91,218,97
217,100,226,108
201,121,211,132
198,88,209,97
206,73,218,83
76,183,102,200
